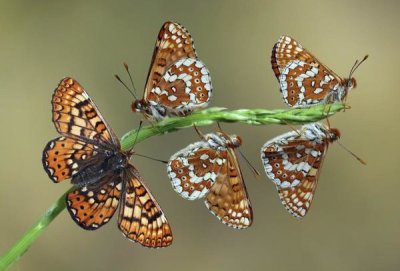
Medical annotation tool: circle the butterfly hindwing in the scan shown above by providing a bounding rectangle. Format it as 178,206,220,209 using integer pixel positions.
279,60,341,106
118,165,172,248
205,148,253,229
42,136,98,183
147,58,212,115
66,176,122,230
52,77,119,147
167,141,225,200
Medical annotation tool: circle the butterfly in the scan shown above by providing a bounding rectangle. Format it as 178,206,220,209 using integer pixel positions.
42,77,173,248
260,122,340,218
131,21,212,121
271,35,367,107
167,132,252,229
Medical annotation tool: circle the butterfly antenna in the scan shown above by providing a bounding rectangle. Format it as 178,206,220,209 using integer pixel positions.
349,55,368,78
114,73,137,100
217,122,223,132
281,119,302,137
135,153,168,164
123,62,138,97
337,140,367,165
238,149,261,178
131,120,143,150
193,124,205,139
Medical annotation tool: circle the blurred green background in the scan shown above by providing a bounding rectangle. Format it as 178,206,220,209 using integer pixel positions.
1,0,399,270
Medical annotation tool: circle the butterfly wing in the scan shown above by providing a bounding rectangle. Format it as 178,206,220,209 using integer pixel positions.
205,148,253,229
52,77,119,148
146,57,212,116
118,165,172,248
144,22,197,97
167,140,225,200
261,130,329,218
42,136,99,183
279,60,342,106
66,176,122,230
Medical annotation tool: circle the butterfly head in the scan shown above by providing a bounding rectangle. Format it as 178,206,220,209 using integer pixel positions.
107,151,130,173
131,99,147,113
343,77,357,92
215,132,242,148
227,134,242,148
327,128,341,143
345,54,368,92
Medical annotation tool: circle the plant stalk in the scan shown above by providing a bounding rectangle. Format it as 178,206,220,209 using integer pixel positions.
0,104,344,270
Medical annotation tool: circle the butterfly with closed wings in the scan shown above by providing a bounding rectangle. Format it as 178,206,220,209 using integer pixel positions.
260,122,340,218
167,131,252,229
130,21,212,121
271,35,367,107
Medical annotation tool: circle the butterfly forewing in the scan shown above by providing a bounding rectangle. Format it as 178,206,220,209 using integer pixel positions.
66,176,122,230
271,35,317,80
144,22,197,96
118,165,172,248
261,125,330,218
42,136,98,183
52,77,119,147
205,148,253,229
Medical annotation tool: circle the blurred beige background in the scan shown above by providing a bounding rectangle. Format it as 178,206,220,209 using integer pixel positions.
1,0,399,270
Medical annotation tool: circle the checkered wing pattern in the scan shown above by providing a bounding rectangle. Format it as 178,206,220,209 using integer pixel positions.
42,136,97,183
167,141,224,200
144,21,197,94
146,57,212,116
43,78,173,247
261,128,329,218
271,35,318,80
67,176,122,230
279,60,342,106
271,36,355,107
167,133,252,229
51,77,119,147
205,148,253,229
118,165,173,248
